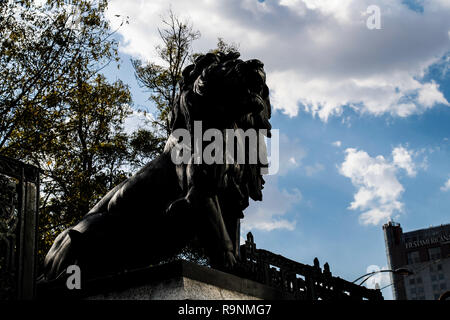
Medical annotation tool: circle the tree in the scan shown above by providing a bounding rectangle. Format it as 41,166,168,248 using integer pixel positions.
128,128,166,169
210,37,240,55
131,9,200,137
0,0,121,155
36,74,133,262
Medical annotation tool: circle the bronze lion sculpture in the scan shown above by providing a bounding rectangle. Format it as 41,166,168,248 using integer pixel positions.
41,51,272,282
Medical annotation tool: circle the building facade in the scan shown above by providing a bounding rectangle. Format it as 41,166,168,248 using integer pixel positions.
383,221,450,300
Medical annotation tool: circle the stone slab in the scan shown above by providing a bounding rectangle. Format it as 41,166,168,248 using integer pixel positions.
38,260,294,300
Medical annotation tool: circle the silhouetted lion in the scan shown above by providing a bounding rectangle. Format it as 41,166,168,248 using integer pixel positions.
41,51,272,282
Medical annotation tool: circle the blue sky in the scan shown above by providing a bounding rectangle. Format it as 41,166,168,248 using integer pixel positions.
103,0,450,299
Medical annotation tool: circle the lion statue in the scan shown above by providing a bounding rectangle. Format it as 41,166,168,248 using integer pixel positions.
41,51,272,282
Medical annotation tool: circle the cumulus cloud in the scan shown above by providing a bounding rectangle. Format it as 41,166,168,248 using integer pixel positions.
441,178,450,192
392,146,417,177
107,0,450,121
241,175,300,232
339,146,418,225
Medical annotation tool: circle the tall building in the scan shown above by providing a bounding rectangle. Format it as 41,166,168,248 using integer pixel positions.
383,221,450,300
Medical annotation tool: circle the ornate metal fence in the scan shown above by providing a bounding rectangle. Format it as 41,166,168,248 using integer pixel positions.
0,155,39,300
236,232,383,300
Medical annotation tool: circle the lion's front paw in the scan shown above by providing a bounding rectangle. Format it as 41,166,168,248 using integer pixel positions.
223,250,237,269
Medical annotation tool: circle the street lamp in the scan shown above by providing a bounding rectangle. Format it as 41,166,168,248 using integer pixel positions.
352,268,414,286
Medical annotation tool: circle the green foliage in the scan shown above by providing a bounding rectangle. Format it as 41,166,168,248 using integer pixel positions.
210,37,240,55
190,37,240,66
128,127,165,169
35,75,134,264
0,0,119,151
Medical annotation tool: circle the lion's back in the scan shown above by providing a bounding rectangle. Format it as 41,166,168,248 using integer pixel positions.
88,151,181,218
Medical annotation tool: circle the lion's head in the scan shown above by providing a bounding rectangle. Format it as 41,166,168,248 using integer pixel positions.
169,51,271,137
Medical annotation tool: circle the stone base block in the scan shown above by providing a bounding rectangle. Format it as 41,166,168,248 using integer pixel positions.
38,261,293,300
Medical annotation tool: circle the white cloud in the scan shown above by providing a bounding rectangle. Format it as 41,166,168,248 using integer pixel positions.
107,0,450,121
123,108,155,134
332,141,342,147
392,146,416,177
242,175,300,232
441,178,450,192
417,81,449,108
339,146,419,225
364,265,392,290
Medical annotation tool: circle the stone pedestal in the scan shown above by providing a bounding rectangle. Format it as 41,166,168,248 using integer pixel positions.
38,261,293,300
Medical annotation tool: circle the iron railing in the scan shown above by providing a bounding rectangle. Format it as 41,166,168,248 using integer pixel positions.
236,232,383,300
0,155,39,300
